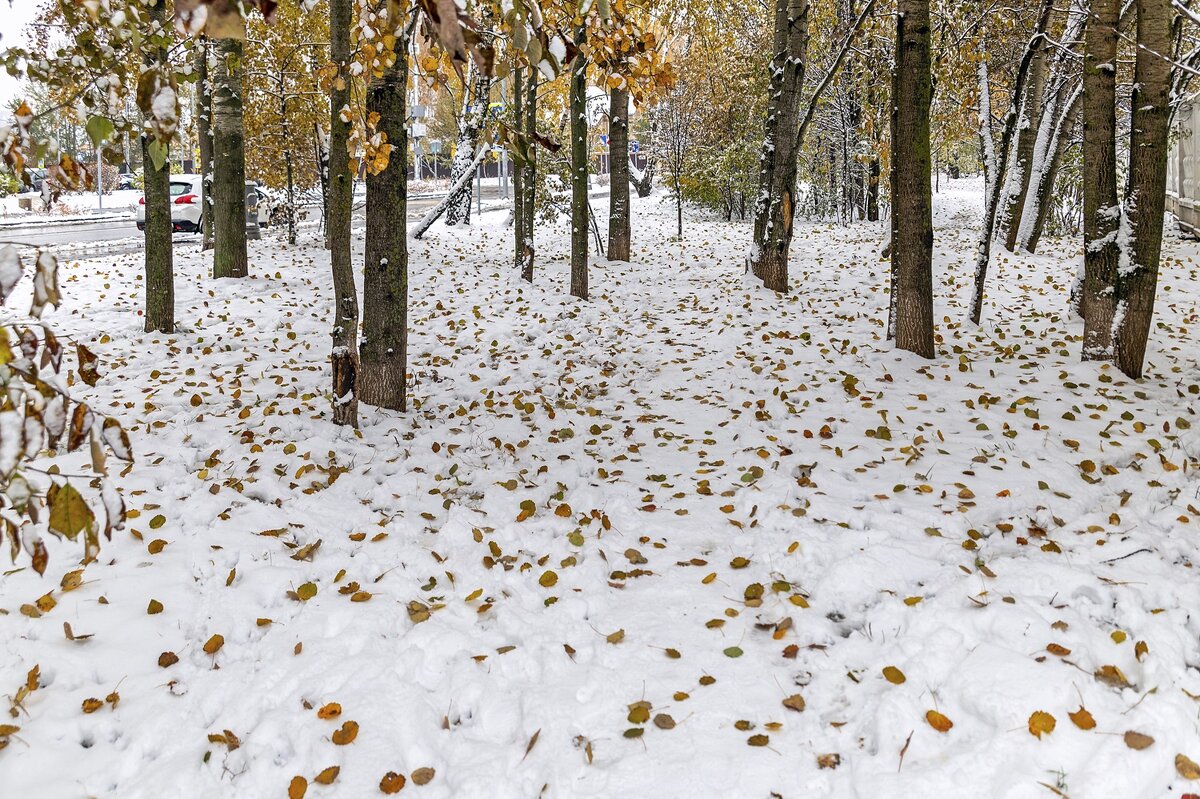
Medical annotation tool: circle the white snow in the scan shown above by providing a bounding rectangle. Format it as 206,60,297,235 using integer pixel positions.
1,181,1198,798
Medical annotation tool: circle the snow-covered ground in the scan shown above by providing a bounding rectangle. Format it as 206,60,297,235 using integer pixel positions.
1,180,1199,799
0,189,143,223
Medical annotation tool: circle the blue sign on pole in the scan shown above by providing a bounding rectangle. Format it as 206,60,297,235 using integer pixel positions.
630,141,640,153
599,134,609,147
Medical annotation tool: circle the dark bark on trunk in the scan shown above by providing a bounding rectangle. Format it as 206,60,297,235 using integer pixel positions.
328,0,359,426
360,59,408,411
212,35,248,278
521,71,537,282
1000,43,1049,251
749,0,810,292
196,36,215,252
890,0,934,358
608,86,631,261
1082,0,1120,360
1114,0,1173,378
142,0,173,334
279,73,297,246
867,155,880,221
631,154,655,197
570,23,589,300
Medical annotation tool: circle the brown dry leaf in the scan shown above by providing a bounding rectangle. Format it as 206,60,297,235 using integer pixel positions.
1176,753,1200,780
317,702,342,720
606,629,625,644
331,720,359,745
81,697,103,713
653,713,676,730
817,753,841,769
411,767,435,785
313,766,340,785
147,599,164,614
203,634,224,655
158,651,180,668
288,775,307,799
1123,730,1154,750
882,666,906,685
1094,664,1131,688
380,771,407,793
1045,643,1071,657
782,694,806,712
522,728,541,761
1027,711,1056,739
925,710,953,733
1068,706,1096,730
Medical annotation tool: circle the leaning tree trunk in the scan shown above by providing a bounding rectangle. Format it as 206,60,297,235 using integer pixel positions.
1114,0,1173,378
889,0,934,358
570,22,589,300
1082,0,1120,361
750,0,809,290
968,0,1054,324
999,41,1048,251
196,35,215,252
1015,1,1086,253
211,34,248,278
1020,85,1081,253
520,70,537,282
328,0,359,426
142,0,173,334
608,86,631,261
359,58,409,411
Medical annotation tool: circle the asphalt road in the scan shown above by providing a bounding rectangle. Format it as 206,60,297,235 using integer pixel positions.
0,186,510,257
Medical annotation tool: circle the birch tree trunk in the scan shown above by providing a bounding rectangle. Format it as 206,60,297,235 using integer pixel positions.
446,11,494,228
328,0,359,426
749,0,809,292
521,71,537,282
1020,86,1081,253
1082,0,1120,360
142,0,173,334
889,0,934,358
212,33,248,279
570,22,589,300
196,36,215,252
968,0,1054,323
1114,0,1173,378
513,67,526,272
999,43,1048,251
608,86,631,261
359,56,408,411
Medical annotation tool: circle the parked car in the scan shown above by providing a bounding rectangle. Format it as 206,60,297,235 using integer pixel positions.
117,173,137,190
136,175,273,233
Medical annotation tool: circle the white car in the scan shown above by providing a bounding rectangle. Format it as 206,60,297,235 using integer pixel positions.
136,175,272,233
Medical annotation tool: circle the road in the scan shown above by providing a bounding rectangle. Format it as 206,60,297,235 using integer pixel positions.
0,186,511,257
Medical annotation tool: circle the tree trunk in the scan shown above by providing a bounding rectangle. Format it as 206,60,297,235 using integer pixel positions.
999,42,1048,251
211,34,248,278
608,86,631,261
750,0,810,292
280,76,297,246
142,0,173,334
570,23,589,300
890,0,934,358
328,0,359,426
359,59,408,411
1021,86,1081,253
513,67,525,272
866,155,880,221
445,15,494,227
631,154,655,197
1082,0,1120,360
521,70,537,282
968,0,1055,323
1114,0,1173,378
196,36,215,252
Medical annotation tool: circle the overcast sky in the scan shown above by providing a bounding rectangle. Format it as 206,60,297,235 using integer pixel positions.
0,1,41,113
